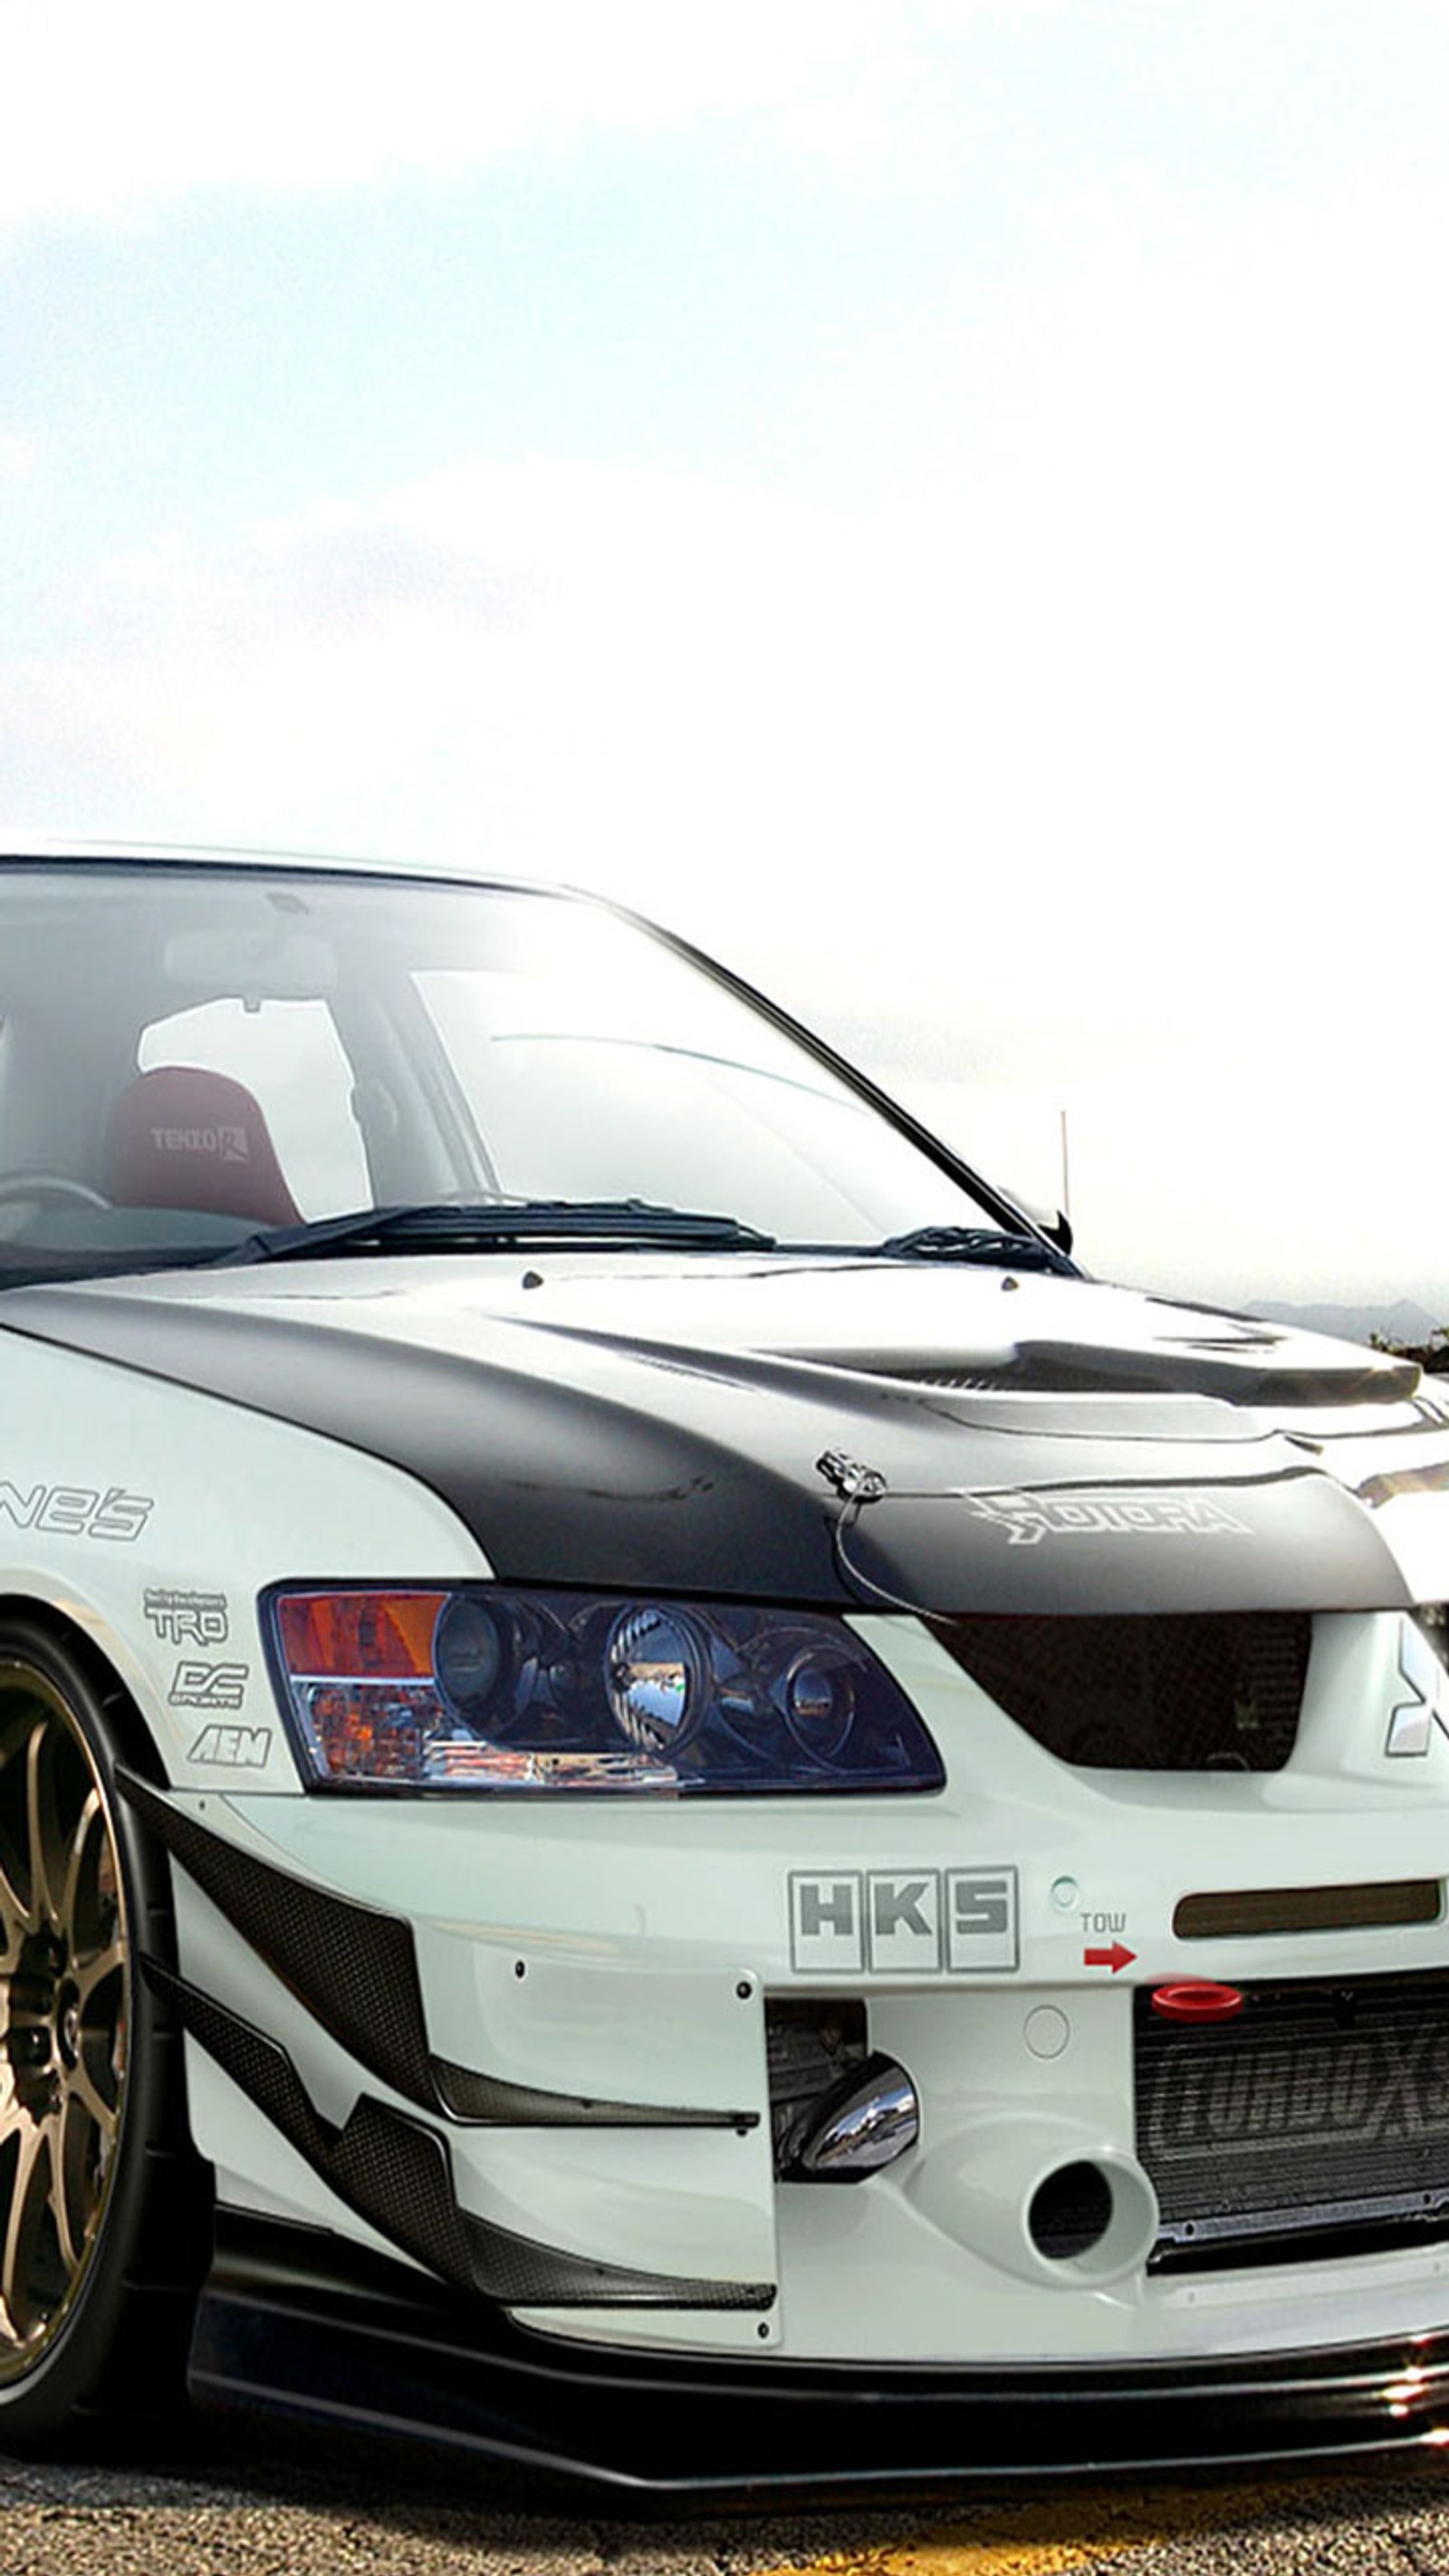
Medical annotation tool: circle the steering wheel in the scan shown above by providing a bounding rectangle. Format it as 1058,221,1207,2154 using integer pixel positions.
0,1173,112,1208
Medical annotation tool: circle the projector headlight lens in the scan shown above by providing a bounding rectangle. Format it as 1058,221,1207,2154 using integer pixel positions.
606,1606,705,1753
433,1594,506,1716
264,1586,943,1796
783,1652,856,1763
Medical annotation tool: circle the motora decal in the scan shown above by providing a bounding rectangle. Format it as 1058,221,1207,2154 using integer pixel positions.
0,1481,153,1541
146,1588,229,1646
960,1490,1251,1548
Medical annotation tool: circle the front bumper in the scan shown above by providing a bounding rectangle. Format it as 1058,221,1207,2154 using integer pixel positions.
194,2212,1449,2500
157,1606,1449,2371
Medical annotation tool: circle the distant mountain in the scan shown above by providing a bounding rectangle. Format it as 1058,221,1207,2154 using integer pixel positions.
1246,1295,1446,1350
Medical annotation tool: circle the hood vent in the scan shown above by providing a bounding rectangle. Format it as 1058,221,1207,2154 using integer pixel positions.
806,1339,1417,1406
931,1611,1311,1771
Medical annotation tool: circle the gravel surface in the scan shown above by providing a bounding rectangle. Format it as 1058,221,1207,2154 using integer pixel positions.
4,2424,1449,2576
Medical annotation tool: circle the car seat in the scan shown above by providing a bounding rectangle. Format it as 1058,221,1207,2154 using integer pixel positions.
103,1066,302,1226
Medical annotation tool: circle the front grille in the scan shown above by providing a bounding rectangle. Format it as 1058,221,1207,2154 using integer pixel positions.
931,1611,1310,1770
1137,1971,1449,2272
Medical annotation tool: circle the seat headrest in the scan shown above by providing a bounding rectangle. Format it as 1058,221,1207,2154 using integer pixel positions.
103,1066,302,1226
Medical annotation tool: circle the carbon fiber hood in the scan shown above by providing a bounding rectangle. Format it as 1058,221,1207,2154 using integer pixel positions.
4,1257,1446,1611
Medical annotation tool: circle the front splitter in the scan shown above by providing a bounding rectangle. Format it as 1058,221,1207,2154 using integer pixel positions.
189,2215,1449,2504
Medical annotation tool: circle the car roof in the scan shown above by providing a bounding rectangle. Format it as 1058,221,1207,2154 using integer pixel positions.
0,838,569,895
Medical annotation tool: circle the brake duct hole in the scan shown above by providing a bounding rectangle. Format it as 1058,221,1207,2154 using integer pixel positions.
765,1999,919,2181
1028,2158,1115,2260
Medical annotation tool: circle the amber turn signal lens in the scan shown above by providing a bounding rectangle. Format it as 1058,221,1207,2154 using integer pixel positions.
274,1590,446,1681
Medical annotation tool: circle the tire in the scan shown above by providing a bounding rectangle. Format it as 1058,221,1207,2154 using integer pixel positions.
0,1619,211,2444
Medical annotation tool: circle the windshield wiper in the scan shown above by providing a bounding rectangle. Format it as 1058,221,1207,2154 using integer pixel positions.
871,1225,1076,1276
212,1198,778,1267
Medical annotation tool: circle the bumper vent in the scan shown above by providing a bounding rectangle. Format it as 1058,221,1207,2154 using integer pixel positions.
1137,1970,1449,2272
1174,1880,1441,1941
766,1999,867,2178
931,1611,1310,1771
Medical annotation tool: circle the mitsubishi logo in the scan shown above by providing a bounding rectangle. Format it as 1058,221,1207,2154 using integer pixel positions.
1385,1617,1449,1757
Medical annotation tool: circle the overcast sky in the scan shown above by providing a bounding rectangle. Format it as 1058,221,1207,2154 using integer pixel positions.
4,1,1446,1317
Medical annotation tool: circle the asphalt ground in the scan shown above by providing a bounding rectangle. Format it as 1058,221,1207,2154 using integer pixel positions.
5,2423,1449,2576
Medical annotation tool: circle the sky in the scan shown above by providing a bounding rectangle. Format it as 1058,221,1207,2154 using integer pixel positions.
3,0,1447,1319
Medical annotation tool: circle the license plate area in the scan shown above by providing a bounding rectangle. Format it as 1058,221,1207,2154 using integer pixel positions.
1136,1970,1449,2272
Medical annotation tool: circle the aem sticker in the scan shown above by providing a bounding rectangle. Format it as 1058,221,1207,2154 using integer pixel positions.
789,1868,1018,1975
188,1723,273,1769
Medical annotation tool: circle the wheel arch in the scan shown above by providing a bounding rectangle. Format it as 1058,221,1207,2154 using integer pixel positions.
0,1595,213,2436
0,1592,171,1789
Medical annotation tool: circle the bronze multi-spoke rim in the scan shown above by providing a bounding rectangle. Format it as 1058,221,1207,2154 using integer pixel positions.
0,1667,129,2378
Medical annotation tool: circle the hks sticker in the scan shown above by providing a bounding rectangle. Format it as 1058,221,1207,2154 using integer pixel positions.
145,1588,229,1646
789,1868,1019,1975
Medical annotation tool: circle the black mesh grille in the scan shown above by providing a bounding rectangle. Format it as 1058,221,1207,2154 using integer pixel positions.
1137,1971,1449,2271
932,1612,1311,1771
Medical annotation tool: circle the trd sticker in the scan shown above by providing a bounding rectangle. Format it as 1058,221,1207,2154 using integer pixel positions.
962,1490,1249,1548
789,1868,1019,1975
187,1722,272,1769
146,1588,229,1647
168,1660,249,1712
0,1482,153,1542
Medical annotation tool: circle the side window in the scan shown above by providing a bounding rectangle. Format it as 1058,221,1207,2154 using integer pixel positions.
138,999,369,1219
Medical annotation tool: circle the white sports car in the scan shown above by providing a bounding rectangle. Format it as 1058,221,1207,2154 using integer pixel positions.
1,845,1447,2492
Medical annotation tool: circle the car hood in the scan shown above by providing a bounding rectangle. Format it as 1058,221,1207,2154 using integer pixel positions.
5,1256,1446,1611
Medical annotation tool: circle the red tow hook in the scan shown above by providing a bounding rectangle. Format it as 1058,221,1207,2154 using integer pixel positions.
1150,1979,1244,2023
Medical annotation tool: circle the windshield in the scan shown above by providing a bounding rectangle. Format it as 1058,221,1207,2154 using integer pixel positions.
0,860,1020,1283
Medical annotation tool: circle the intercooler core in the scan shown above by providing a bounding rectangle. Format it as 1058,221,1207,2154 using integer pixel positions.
1137,1969,1449,2271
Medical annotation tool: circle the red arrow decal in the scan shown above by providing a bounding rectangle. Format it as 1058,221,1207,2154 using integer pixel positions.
1083,1942,1137,1974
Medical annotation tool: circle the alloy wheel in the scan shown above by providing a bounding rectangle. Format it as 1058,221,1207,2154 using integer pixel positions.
0,1666,129,2376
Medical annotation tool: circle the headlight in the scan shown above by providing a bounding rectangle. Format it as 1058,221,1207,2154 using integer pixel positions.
263,1585,944,1795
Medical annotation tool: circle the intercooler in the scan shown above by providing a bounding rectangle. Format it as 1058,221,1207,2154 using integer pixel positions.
1137,1969,1449,2272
